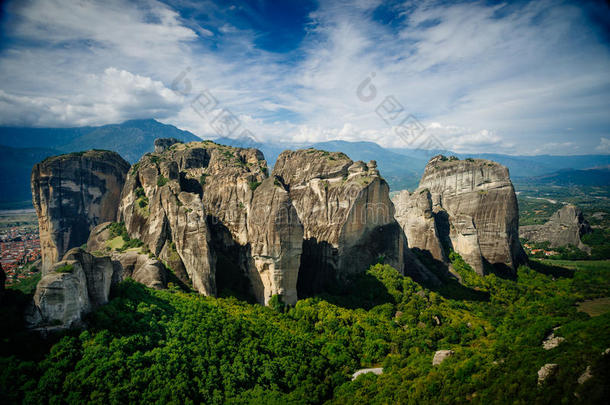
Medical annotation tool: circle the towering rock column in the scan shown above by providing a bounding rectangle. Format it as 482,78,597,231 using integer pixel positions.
31,150,130,275
395,155,527,275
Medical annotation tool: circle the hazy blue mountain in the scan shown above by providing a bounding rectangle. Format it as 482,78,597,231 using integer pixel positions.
516,166,610,187
0,145,59,203
0,119,201,206
0,119,201,163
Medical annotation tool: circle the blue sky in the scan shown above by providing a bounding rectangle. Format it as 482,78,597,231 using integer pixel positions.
0,0,609,155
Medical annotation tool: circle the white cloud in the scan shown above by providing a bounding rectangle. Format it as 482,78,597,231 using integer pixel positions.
0,68,182,126
0,0,609,155
596,137,610,153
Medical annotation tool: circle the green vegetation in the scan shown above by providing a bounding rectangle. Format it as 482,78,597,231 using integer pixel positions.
106,222,144,252
156,175,168,187
249,181,261,191
54,263,74,273
1,258,609,403
8,272,41,295
577,297,610,317
199,173,207,186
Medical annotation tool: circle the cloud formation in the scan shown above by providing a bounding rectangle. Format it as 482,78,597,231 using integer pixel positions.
0,0,609,154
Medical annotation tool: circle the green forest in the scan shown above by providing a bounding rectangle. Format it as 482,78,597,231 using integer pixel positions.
1,255,609,404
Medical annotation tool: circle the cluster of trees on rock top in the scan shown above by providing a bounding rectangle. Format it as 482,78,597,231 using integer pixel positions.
2,256,609,404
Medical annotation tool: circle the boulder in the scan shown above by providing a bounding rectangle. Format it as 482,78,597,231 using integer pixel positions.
520,204,592,251
351,368,383,380
542,331,565,350
31,150,130,275
577,365,592,385
26,248,114,329
397,155,527,275
433,350,455,366
537,363,559,385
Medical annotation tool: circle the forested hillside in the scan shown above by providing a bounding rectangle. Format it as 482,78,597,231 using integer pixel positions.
2,258,608,404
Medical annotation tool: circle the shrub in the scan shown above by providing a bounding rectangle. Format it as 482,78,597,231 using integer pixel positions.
157,175,168,187
249,181,261,191
55,263,74,273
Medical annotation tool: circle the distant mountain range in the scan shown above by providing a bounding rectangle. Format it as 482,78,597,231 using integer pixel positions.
0,119,200,163
1,118,609,205
515,166,610,187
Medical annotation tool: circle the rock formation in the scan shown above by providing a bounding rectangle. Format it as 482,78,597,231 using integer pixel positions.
393,189,445,262
247,177,303,305
31,150,130,275
394,155,526,275
26,248,115,328
433,350,455,366
273,149,437,295
520,204,592,251
118,141,302,304
537,363,559,385
86,222,167,290
154,137,182,153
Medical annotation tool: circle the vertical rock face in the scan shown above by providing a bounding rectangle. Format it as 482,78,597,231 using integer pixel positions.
273,149,434,295
393,189,445,262
118,141,301,303
31,150,130,275
520,204,592,250
396,155,526,275
26,248,115,329
247,177,303,305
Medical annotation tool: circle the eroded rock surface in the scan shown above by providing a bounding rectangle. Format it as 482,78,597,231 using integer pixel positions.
520,204,592,251
395,155,526,275
393,189,445,262
26,248,114,329
31,150,130,275
537,363,559,385
274,149,437,295
433,350,455,366
119,141,302,303
86,222,167,290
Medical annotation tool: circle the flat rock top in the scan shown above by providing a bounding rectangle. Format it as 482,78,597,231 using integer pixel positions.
273,148,353,186
39,149,129,167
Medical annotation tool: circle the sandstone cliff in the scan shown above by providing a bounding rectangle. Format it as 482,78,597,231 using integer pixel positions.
395,155,526,275
520,204,592,251
273,149,437,294
31,150,130,275
86,222,167,290
26,248,114,328
118,140,303,304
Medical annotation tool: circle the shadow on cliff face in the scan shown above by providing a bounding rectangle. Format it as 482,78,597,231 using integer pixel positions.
412,249,490,302
206,216,257,303
297,238,340,299
0,288,61,361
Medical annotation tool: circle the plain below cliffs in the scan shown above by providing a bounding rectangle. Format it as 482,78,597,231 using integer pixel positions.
31,150,130,275
394,155,527,276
